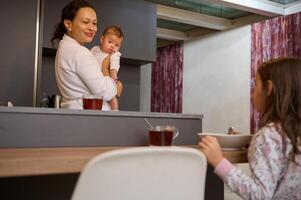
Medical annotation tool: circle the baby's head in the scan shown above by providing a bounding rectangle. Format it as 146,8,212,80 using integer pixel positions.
100,25,124,54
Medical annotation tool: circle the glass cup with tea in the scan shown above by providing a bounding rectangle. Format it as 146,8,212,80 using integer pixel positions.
82,94,103,110
148,125,179,146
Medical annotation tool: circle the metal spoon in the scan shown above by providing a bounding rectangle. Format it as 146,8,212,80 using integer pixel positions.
144,118,153,129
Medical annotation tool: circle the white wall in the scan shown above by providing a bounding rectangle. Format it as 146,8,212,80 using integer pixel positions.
183,25,251,134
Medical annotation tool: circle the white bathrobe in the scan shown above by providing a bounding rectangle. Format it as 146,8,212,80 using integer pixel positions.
55,34,116,110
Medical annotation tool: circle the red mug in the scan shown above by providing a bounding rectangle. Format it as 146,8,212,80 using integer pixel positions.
148,125,179,146
82,95,103,110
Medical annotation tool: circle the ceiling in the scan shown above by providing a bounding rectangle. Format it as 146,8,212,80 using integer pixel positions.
146,0,301,44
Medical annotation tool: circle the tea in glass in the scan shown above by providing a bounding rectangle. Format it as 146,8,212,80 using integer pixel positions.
82,95,103,110
148,126,179,146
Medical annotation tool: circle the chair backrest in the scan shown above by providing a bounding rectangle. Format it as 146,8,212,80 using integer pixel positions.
71,147,207,200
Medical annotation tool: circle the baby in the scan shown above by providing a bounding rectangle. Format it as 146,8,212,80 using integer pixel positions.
91,25,124,111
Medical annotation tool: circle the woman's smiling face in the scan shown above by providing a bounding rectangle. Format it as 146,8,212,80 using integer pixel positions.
65,7,97,45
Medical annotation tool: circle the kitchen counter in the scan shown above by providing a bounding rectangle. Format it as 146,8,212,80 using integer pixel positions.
0,106,203,148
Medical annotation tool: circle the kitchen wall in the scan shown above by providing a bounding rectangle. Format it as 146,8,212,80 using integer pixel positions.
0,0,38,106
0,0,156,107
117,64,141,111
183,25,251,134
39,0,156,110
42,0,156,62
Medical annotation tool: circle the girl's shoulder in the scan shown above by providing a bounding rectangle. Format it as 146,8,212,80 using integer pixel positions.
253,123,283,145
256,122,280,136
248,123,285,163
257,123,301,166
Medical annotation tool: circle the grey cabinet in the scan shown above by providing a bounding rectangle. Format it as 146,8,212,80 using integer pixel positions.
42,0,156,62
0,0,38,106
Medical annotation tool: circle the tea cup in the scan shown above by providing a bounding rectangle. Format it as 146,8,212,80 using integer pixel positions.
82,95,103,110
148,125,179,146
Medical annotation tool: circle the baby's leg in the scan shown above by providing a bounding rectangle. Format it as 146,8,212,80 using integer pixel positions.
109,97,119,111
116,80,123,98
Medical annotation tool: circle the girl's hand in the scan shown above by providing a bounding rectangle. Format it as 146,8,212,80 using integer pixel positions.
198,136,224,168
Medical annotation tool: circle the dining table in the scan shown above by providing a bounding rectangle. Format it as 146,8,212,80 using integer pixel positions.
0,145,248,200
0,145,247,177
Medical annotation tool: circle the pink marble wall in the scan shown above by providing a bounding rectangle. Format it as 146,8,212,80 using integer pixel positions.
251,12,301,133
151,42,183,113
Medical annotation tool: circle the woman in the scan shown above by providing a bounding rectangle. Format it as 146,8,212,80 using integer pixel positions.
51,0,121,110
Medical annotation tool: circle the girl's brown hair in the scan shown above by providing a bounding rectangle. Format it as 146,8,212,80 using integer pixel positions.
258,57,301,160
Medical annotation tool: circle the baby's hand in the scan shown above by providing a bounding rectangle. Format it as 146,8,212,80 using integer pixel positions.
110,69,118,81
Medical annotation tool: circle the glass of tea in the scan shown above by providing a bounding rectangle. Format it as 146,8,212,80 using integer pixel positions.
148,125,179,146
82,94,103,110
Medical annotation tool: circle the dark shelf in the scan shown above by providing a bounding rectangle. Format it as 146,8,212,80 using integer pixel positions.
42,47,153,65
42,47,56,56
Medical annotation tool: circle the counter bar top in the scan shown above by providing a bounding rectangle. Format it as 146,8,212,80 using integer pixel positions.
0,107,203,148
0,106,203,119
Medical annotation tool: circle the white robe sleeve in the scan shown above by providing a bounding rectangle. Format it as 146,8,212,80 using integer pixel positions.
74,48,117,101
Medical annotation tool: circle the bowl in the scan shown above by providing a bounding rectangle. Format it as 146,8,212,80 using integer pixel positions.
197,133,252,150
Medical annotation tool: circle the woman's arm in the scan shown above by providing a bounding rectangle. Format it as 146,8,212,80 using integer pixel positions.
74,49,116,101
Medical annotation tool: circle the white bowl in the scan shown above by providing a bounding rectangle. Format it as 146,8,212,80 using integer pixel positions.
197,133,252,150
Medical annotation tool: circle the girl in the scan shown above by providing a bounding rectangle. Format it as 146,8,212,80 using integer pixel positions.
199,58,301,199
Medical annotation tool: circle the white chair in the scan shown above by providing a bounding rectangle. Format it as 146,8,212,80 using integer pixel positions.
71,147,207,200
